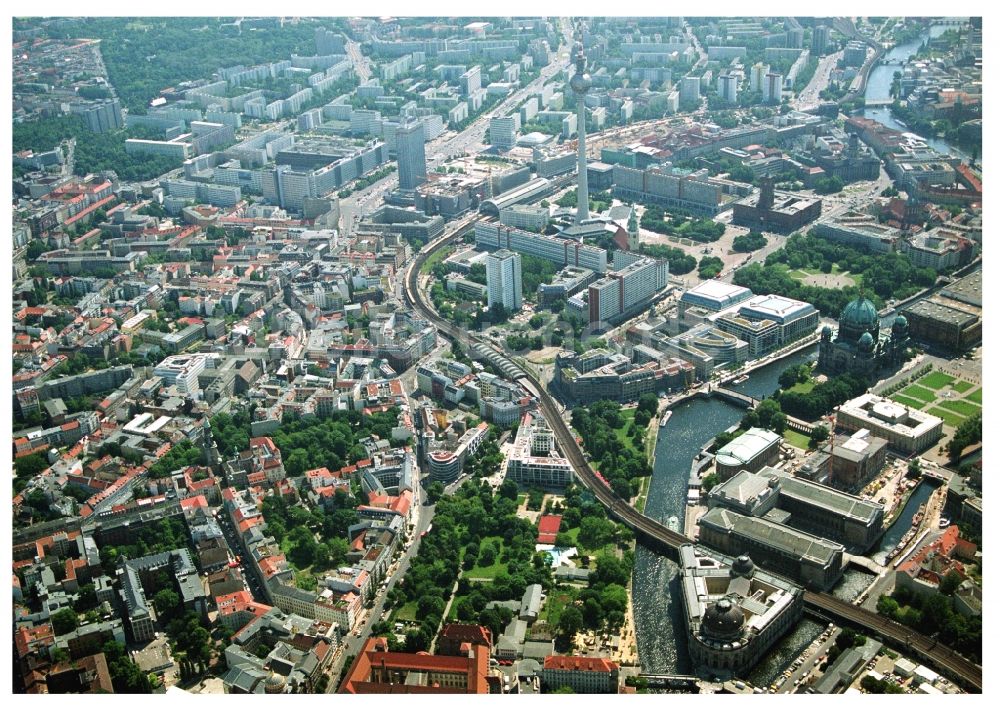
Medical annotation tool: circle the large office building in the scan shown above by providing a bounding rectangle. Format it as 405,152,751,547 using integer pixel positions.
714,295,819,357
836,394,944,455
611,165,739,216
427,422,490,482
708,466,885,552
542,656,620,694
902,270,982,353
662,324,750,380
680,279,753,318
153,353,216,395
732,178,821,232
554,348,694,404
474,221,608,273
504,412,575,490
490,115,521,151
396,120,427,192
698,507,846,590
584,251,669,326
679,544,803,678
485,249,523,312
340,637,490,693
831,429,889,492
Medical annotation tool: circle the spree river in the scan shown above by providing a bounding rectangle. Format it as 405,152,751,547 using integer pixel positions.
631,346,882,684
863,21,972,163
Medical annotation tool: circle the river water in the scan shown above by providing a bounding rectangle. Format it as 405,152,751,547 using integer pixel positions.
863,22,972,162
632,346,832,679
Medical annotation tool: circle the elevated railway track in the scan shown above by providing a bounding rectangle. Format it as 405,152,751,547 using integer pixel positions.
402,218,982,693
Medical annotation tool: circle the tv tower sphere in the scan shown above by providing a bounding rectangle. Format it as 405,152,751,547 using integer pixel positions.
570,42,591,95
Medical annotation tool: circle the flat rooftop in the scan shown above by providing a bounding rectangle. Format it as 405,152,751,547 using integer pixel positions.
701,507,844,567
716,428,780,467
740,294,816,322
683,279,753,305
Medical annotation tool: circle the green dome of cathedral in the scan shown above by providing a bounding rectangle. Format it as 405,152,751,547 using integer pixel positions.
841,296,878,330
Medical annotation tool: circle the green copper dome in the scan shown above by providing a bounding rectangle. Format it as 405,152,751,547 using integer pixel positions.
841,296,878,329
859,331,875,348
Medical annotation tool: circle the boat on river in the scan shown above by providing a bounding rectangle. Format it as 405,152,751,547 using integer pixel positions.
660,410,673,427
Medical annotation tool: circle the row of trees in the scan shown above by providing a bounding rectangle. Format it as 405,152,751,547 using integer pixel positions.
640,206,726,243
698,255,724,279
777,372,869,421
877,586,981,662
732,231,767,253
946,412,982,461
767,232,940,303
635,244,697,275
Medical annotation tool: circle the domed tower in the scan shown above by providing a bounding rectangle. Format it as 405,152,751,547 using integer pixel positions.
889,313,910,363
820,324,833,342
730,554,756,579
858,331,875,355
570,30,592,225
838,295,879,344
264,671,286,694
701,598,746,643
892,313,909,339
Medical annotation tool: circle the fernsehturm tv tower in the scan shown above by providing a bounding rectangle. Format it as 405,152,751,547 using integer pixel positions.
569,28,592,225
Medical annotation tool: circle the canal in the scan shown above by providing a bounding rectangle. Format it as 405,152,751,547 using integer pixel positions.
631,346,819,677
863,22,973,163
871,479,939,564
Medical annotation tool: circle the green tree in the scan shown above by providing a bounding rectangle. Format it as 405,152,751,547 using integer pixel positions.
558,605,583,640
808,425,830,449
51,608,79,636
15,453,49,479
153,589,180,620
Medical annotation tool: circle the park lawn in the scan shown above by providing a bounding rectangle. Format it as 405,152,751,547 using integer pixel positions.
891,394,927,411
938,400,981,418
786,380,816,395
539,588,576,626
927,407,966,428
898,384,937,404
783,429,812,450
919,371,955,390
392,601,419,623
463,537,511,580
952,380,975,394
421,244,452,274
614,408,636,442
967,388,982,404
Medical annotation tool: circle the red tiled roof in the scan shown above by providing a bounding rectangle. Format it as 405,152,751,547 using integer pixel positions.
543,655,618,673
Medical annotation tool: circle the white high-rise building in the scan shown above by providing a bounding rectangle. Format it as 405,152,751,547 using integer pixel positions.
489,115,520,151
750,63,771,94
486,249,523,312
